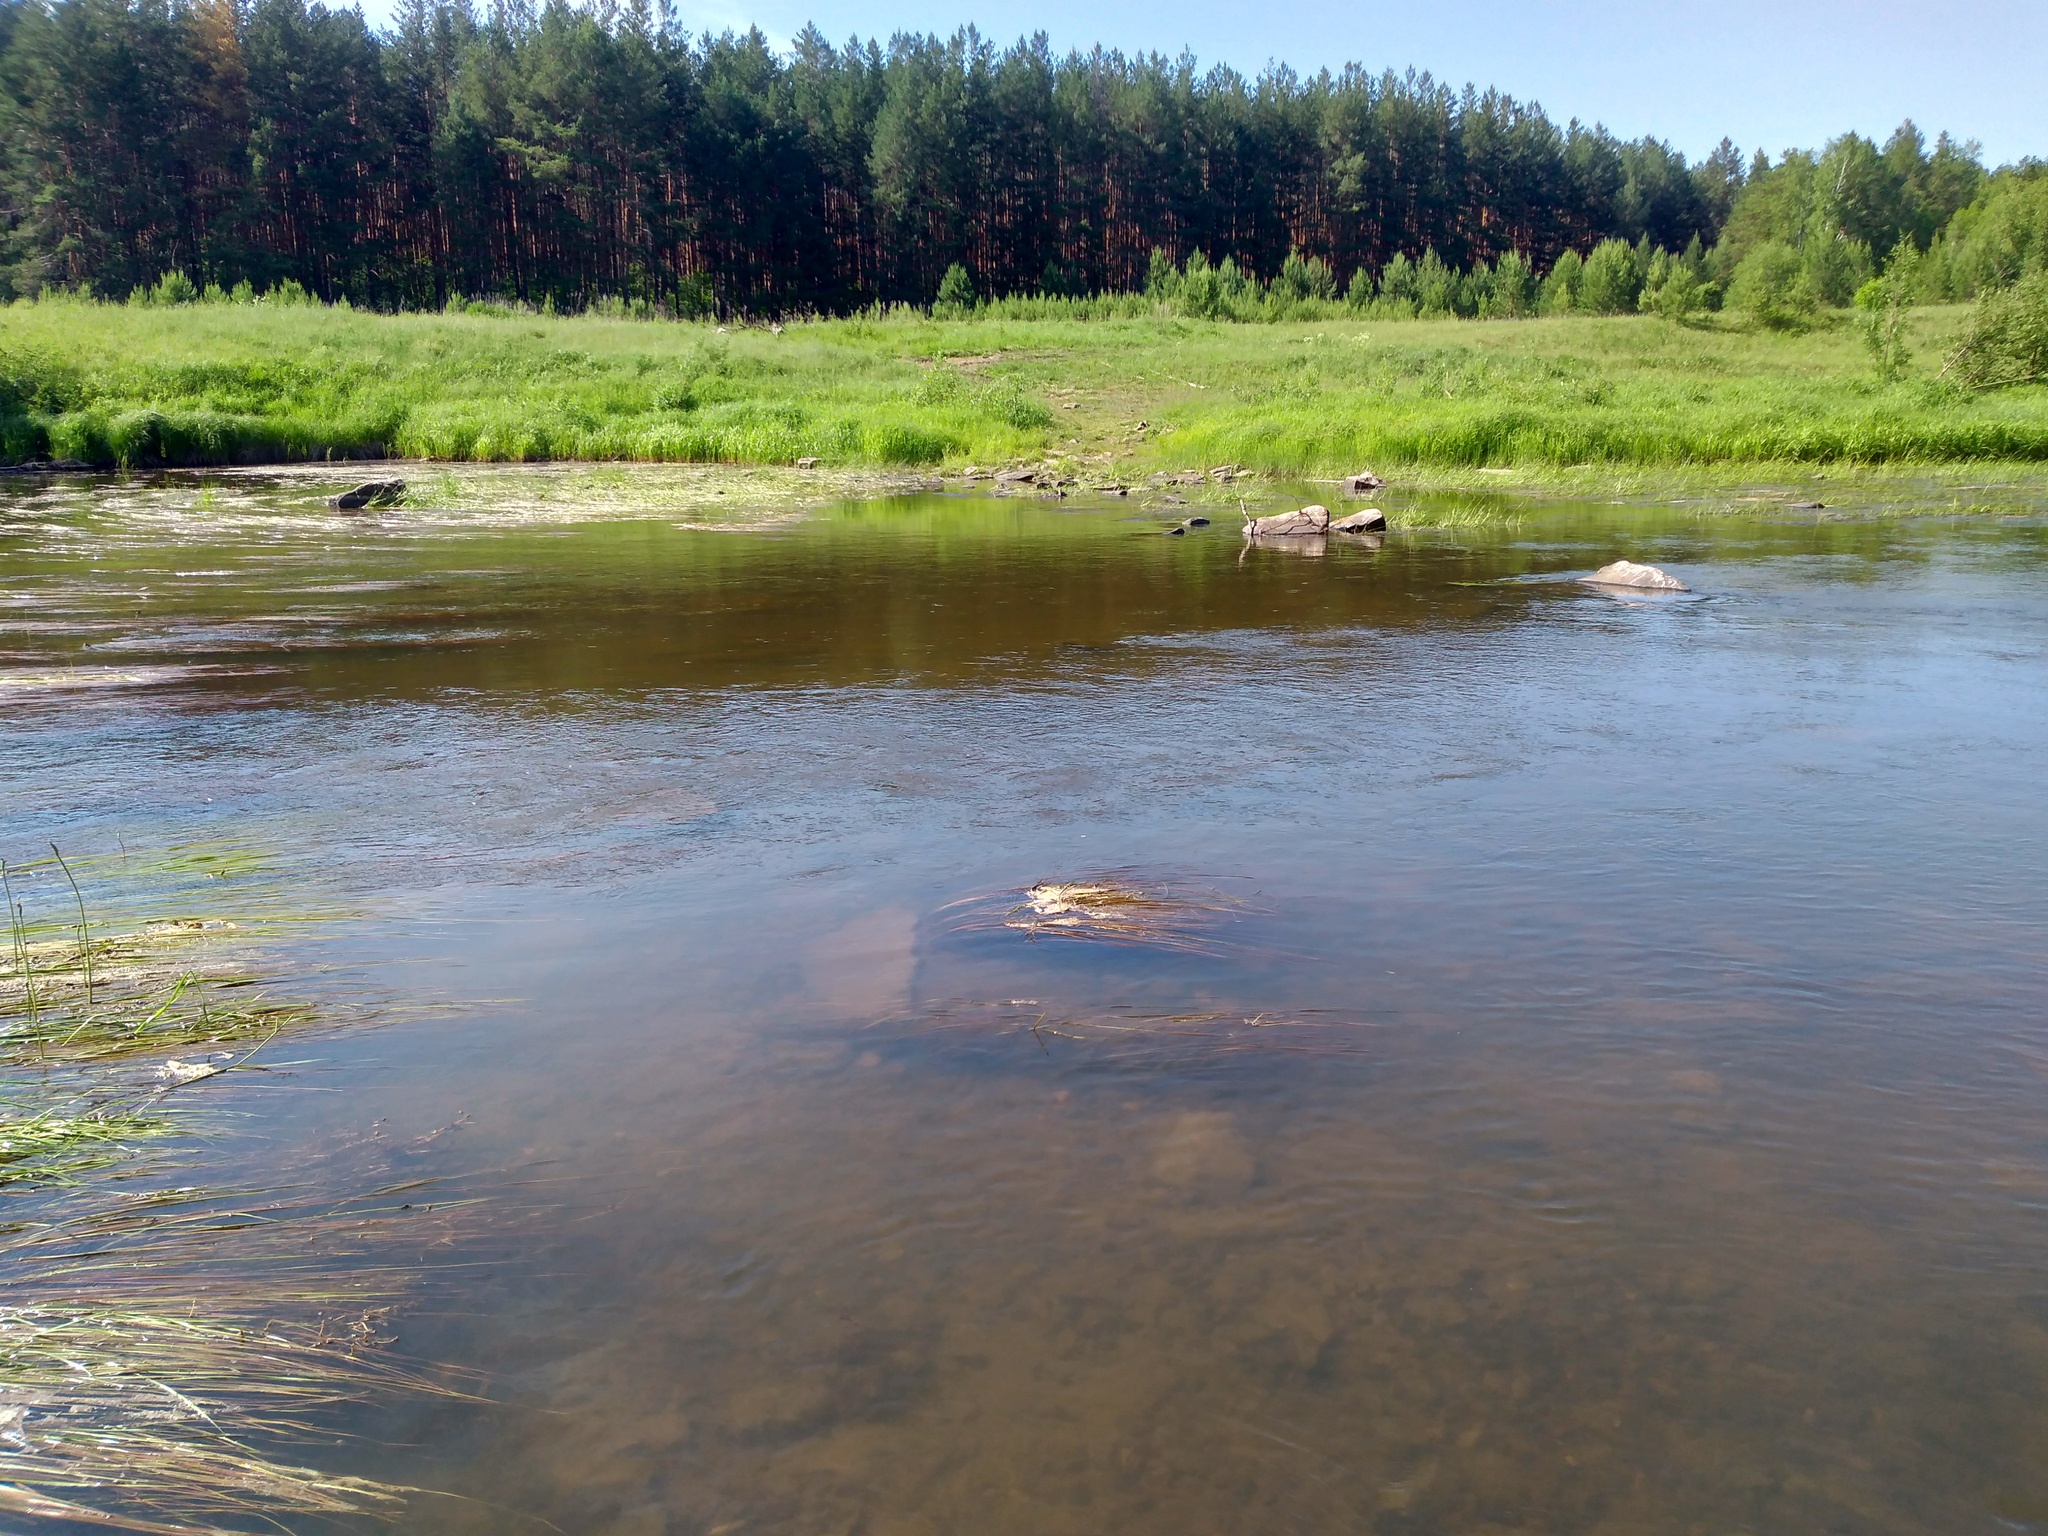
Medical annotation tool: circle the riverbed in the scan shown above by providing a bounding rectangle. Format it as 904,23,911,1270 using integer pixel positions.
6,469,2048,1535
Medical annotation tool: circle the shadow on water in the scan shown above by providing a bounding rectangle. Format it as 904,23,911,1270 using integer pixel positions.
5,468,2048,1533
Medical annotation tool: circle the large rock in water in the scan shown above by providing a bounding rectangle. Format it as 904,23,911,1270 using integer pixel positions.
1245,505,1330,537
1331,508,1386,533
1582,559,1687,591
1343,471,1385,494
328,480,406,511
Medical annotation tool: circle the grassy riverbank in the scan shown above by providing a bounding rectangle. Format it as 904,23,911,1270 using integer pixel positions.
2,294,2046,478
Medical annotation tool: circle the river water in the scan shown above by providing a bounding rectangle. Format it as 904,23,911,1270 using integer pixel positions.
6,468,2048,1535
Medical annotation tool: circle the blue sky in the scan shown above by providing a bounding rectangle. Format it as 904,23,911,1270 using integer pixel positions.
438,0,2042,168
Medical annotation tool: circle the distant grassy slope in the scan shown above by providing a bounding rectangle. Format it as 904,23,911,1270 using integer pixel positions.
1,295,2044,476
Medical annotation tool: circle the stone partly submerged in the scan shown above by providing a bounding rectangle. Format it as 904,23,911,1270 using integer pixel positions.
1343,471,1385,494
1330,508,1386,533
1581,559,1688,592
328,480,406,511
1244,505,1330,538
1245,533,1328,557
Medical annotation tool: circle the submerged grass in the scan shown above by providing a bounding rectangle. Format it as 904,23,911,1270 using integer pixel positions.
2,295,2046,480
0,1167,496,1534
0,1099,164,1189
2,849,323,1068
0,843,493,1533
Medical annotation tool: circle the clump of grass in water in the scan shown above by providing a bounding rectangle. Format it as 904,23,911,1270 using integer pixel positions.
942,871,1250,957
0,844,494,1533
0,1169,495,1533
1,848,316,1067
0,1094,164,1190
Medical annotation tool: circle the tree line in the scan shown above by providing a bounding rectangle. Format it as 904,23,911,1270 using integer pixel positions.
0,0,2030,318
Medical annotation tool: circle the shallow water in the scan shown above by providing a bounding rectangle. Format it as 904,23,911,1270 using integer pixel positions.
6,470,2048,1534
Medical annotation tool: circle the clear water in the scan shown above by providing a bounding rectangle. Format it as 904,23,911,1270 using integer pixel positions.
6,469,2048,1535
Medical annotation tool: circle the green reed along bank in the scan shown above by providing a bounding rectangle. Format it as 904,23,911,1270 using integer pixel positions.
2,295,2046,477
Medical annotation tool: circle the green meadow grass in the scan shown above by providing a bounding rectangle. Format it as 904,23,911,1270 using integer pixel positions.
2,293,2046,478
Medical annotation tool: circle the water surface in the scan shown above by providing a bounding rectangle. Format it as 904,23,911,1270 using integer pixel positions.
6,471,2048,1535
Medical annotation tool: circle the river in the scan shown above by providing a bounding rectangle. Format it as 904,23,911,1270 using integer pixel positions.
5,467,2047,1535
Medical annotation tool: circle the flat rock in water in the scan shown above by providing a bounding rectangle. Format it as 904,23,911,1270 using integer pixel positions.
1331,508,1386,533
994,468,1036,484
1582,559,1687,591
1245,505,1330,538
1343,471,1385,494
329,479,406,511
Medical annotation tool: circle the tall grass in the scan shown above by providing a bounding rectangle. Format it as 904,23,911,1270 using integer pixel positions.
1,290,2045,476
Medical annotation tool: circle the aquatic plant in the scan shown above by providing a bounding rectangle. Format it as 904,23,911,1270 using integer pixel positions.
1,850,320,1067
942,872,1250,957
0,846,493,1532
0,1165,493,1533
0,1095,163,1189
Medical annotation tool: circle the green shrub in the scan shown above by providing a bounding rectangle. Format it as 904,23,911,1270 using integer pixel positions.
1376,253,1420,317
1540,249,1583,314
1144,248,1177,301
1948,270,2048,389
1275,249,1337,303
1579,239,1646,314
1487,251,1537,317
1640,248,1706,320
129,272,199,307
1728,242,1819,329
1857,241,1918,381
1414,248,1460,318
1802,229,1874,307
934,263,975,315
1171,250,1258,319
